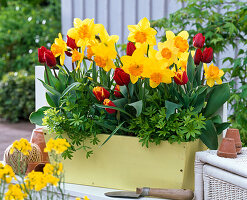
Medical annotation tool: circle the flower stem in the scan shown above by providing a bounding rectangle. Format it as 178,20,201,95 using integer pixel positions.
44,65,51,85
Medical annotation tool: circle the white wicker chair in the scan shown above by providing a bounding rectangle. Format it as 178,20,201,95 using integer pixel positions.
195,148,247,200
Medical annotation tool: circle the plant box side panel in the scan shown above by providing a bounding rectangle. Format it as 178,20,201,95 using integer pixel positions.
182,140,207,190
45,133,202,191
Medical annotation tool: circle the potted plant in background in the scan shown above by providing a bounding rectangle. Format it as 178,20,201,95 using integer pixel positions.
30,17,230,190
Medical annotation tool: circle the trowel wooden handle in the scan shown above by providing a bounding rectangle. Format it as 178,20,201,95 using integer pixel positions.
136,187,194,200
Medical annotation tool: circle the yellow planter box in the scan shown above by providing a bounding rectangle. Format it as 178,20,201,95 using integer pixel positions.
45,134,205,191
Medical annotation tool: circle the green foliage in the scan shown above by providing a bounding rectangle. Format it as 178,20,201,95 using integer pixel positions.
152,0,247,146
0,0,61,78
0,71,35,122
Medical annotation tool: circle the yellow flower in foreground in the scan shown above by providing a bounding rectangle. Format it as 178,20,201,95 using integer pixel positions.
0,164,16,184
10,138,32,156
204,63,224,87
44,138,70,154
75,197,90,200
166,31,189,57
156,40,178,66
51,33,67,66
121,47,150,83
128,17,157,45
72,49,85,71
4,184,27,200
67,18,95,47
177,52,189,71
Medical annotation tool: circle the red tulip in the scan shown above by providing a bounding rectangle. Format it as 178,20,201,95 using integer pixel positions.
93,86,110,102
44,50,56,68
194,48,203,65
103,99,116,114
38,46,48,64
202,47,213,63
113,68,130,86
193,33,205,49
174,70,188,85
114,85,122,98
126,42,136,56
65,36,78,57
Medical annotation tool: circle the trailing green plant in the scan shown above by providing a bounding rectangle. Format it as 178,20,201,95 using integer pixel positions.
0,0,61,78
0,70,35,122
151,0,247,145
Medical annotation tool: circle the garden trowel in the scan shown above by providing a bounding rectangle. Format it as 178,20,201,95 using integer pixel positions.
105,187,194,200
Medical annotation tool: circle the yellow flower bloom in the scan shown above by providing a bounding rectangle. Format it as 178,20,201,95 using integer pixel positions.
67,18,95,47
44,138,70,154
177,52,189,71
128,17,157,45
156,40,178,66
51,33,67,66
4,184,27,200
10,138,32,156
204,63,224,87
121,47,150,83
84,196,90,200
143,48,174,88
72,49,85,71
166,31,189,57
75,198,81,200
0,164,15,184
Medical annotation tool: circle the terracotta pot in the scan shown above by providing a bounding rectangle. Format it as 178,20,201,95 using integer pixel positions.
30,128,50,162
217,138,237,158
225,128,242,154
25,162,49,175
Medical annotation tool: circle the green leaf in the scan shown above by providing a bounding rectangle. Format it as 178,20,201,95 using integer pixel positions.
46,92,59,107
119,85,128,99
38,79,62,97
200,120,218,150
61,82,81,99
215,122,230,135
112,98,128,108
29,106,50,126
128,100,143,117
92,61,97,83
95,104,133,118
165,100,182,119
101,122,125,146
187,52,196,84
203,83,230,118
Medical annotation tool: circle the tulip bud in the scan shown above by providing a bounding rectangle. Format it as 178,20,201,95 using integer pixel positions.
126,42,136,56
193,33,205,49
174,70,188,85
44,50,57,68
114,85,122,98
65,36,78,57
38,46,48,64
113,68,130,86
93,86,110,102
194,48,203,65
202,47,213,63
103,99,116,114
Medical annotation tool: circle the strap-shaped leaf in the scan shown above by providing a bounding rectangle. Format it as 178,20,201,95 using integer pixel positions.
128,100,143,117
203,83,230,118
46,92,59,107
29,106,50,126
95,104,133,118
200,120,218,150
38,79,61,97
187,52,196,85
61,82,81,99
165,100,182,119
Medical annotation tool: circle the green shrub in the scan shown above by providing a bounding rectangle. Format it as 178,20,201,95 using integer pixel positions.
0,71,35,122
0,0,61,78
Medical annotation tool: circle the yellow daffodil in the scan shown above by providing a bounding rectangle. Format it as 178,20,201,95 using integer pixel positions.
93,43,117,71
128,17,157,45
143,48,174,88
177,52,189,71
0,164,16,184
166,31,189,57
67,18,95,47
10,138,32,156
156,40,178,66
72,49,85,71
44,138,70,154
51,33,67,66
204,63,224,87
121,47,150,83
